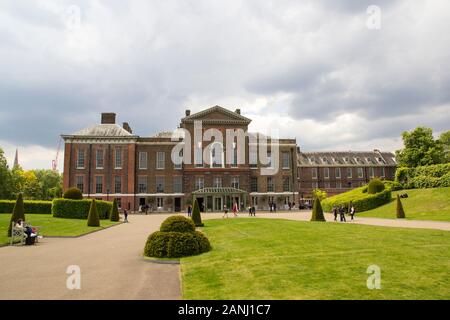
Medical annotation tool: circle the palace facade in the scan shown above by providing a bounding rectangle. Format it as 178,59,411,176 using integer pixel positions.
62,106,396,212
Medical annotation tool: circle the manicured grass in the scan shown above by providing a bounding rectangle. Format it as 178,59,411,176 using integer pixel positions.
181,218,450,300
358,187,450,221
0,214,120,245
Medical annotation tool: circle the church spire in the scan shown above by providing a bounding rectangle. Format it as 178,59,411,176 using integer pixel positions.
13,148,19,168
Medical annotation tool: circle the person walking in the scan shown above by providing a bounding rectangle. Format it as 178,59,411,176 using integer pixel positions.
123,209,129,223
333,206,338,221
339,205,346,222
349,205,356,221
273,202,277,213
269,201,273,213
187,204,192,218
251,206,256,216
223,204,229,218
232,201,238,217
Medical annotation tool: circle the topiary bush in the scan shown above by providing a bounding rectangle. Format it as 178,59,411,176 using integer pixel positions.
310,197,326,222
87,199,100,227
191,198,204,227
396,194,406,219
0,200,52,214
110,198,120,222
63,187,83,200
368,179,385,194
160,215,195,233
52,198,112,219
7,193,25,236
143,215,211,258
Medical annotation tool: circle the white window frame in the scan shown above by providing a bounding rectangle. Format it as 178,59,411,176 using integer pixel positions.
335,167,341,179
139,152,148,170
231,177,239,189
195,177,204,190
114,176,122,194
324,167,330,179
76,175,84,193
381,167,386,178
312,168,318,179
282,152,290,169
369,167,375,178
115,148,122,169
95,176,103,194
138,176,148,193
156,152,165,170
267,177,274,192
173,176,182,193
358,167,364,178
77,150,85,169
347,168,352,178
96,149,104,169
156,176,165,193
213,177,222,188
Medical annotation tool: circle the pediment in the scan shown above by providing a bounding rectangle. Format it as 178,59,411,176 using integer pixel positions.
181,106,252,124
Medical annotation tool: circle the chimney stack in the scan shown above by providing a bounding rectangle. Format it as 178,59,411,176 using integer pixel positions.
123,122,132,134
235,109,241,115
185,109,191,117
101,113,116,124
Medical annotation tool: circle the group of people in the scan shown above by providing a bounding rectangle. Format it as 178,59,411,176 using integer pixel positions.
139,204,152,214
14,219,38,245
222,201,240,218
332,205,356,222
268,202,277,212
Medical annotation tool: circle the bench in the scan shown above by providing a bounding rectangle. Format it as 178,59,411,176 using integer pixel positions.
10,222,41,246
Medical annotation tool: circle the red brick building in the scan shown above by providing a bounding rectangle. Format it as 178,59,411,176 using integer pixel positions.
62,106,396,211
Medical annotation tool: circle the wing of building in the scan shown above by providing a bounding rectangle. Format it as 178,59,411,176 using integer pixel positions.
61,106,396,212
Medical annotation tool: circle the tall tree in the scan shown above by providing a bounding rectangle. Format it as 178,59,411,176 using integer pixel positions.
395,127,445,167
33,169,63,200
439,130,450,163
0,147,13,199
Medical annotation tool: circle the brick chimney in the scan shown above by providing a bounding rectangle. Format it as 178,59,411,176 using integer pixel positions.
235,109,241,115
101,113,116,124
123,122,132,134
185,109,191,116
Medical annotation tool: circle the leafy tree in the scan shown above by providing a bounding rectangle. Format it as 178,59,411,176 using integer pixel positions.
110,198,120,222
8,193,25,236
87,199,100,227
10,166,26,199
0,147,13,199
439,130,450,163
396,195,405,219
312,188,327,201
22,170,41,200
396,127,445,167
191,198,204,227
33,169,63,200
310,197,326,222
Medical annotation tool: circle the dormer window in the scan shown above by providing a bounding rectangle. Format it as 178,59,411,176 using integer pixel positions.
322,157,328,164
309,157,315,164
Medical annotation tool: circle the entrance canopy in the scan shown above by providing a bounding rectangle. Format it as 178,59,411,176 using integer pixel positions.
192,187,247,196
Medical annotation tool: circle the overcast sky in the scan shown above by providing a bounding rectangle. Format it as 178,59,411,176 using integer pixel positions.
1,0,449,170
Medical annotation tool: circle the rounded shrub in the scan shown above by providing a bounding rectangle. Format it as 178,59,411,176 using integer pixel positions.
63,187,83,200
367,179,385,194
167,232,200,258
160,215,195,233
194,231,211,253
144,231,171,258
144,231,210,258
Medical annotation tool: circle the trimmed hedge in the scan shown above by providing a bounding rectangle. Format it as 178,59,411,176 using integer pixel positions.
322,185,392,213
63,187,83,200
52,198,112,219
368,179,385,194
0,200,52,214
144,231,211,258
395,163,450,189
160,216,196,233
311,197,325,222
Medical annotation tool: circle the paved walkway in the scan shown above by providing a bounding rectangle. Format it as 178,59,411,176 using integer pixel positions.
0,214,180,300
2,211,449,300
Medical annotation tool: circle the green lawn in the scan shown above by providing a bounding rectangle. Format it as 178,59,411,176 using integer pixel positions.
0,214,120,245
358,187,450,221
181,218,450,300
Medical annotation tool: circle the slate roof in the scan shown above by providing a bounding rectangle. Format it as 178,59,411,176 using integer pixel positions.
297,151,396,167
69,124,135,137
